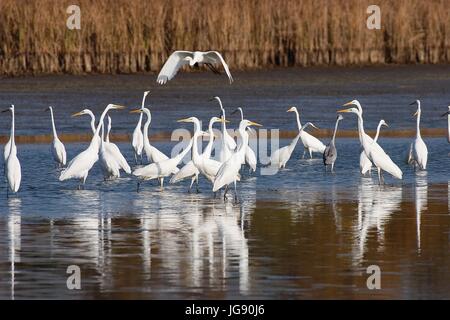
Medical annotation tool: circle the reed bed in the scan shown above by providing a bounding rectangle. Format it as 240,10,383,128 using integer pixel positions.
0,0,449,76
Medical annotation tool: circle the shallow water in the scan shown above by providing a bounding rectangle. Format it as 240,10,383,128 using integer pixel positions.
0,67,450,299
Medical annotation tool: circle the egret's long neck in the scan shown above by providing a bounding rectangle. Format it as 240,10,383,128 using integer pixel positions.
202,120,215,158
88,112,96,134
416,110,422,139
294,110,302,131
143,111,151,147
374,122,383,142
106,120,111,143
50,108,58,138
332,119,340,143
92,106,112,147
239,109,244,121
10,109,15,153
221,109,227,132
237,126,249,155
100,122,105,148
447,114,450,143
192,121,202,162
356,113,369,149
175,136,194,163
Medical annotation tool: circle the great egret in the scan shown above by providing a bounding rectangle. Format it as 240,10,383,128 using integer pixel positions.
71,108,101,147
45,106,66,167
409,100,428,170
3,104,14,175
323,114,343,172
99,120,121,180
212,96,236,162
170,116,223,192
231,107,257,172
105,115,131,174
157,51,233,84
130,107,171,164
213,120,262,201
442,106,450,143
133,127,198,191
360,119,388,175
269,107,317,169
60,104,125,188
339,101,402,184
2,105,21,196
288,106,325,158
131,91,149,164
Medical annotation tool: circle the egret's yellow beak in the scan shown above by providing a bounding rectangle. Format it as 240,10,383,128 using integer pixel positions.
413,110,418,117
219,117,230,123
71,111,84,117
286,107,296,112
129,109,142,114
177,118,191,123
384,122,389,127
249,121,262,127
112,104,126,110
337,108,352,113
343,101,354,107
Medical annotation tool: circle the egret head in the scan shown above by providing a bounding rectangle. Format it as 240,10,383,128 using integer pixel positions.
342,100,362,113
231,107,243,115
337,114,344,121
301,122,319,131
177,116,200,124
210,116,228,124
240,119,262,130
1,104,14,113
411,100,422,116
379,119,389,127
143,91,150,97
72,109,92,117
286,106,298,113
337,107,360,115
44,106,53,112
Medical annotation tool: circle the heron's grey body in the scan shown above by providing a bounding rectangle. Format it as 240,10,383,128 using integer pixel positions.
323,115,343,172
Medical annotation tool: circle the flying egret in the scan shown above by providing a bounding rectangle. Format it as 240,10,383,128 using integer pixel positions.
157,51,233,84
130,107,171,164
213,119,262,201
323,114,344,172
362,119,389,173
442,106,450,143
132,128,198,191
131,91,149,164
338,101,402,184
231,107,257,173
60,104,125,188
2,105,21,196
105,115,131,174
212,96,236,162
45,106,66,167
99,120,121,180
170,116,223,192
410,100,428,170
288,106,325,158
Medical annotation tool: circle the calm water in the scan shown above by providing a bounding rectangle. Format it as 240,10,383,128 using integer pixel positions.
0,66,450,299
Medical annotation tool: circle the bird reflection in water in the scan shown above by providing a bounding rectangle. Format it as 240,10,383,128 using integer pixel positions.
7,198,22,300
415,171,428,255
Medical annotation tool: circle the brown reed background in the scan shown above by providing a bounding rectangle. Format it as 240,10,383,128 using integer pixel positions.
0,0,449,76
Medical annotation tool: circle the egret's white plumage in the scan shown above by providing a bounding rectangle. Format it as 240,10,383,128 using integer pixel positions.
157,51,233,85
60,104,125,188
339,101,402,184
410,100,428,170
213,97,236,162
105,115,131,174
99,121,121,179
288,107,325,158
132,91,149,163
3,105,21,195
232,107,257,172
46,106,67,167
361,119,388,175
170,116,223,191
213,120,262,201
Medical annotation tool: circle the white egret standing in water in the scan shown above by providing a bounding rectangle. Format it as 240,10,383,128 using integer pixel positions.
442,106,450,143
213,97,236,162
157,51,233,85
410,100,428,170
231,107,257,173
105,115,131,174
170,116,223,192
362,119,389,174
99,120,121,180
323,114,344,172
213,119,262,201
287,106,325,159
60,104,126,189
45,106,66,167
131,91,149,164
338,101,402,184
2,105,21,196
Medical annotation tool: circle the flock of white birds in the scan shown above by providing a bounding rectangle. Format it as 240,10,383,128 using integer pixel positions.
2,50,448,200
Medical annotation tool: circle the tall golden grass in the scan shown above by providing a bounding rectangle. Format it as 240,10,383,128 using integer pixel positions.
0,0,448,75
